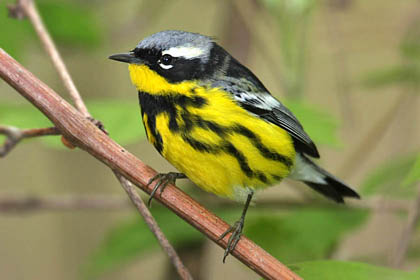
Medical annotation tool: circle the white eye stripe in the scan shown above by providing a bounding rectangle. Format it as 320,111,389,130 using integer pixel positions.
159,63,173,69
162,46,204,59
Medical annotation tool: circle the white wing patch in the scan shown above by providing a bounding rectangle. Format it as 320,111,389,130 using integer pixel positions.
233,91,280,110
162,46,204,59
258,94,280,109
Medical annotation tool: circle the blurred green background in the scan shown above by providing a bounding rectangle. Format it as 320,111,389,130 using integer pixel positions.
1,0,420,279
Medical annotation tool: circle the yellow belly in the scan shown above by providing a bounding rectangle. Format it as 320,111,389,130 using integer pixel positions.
148,88,296,199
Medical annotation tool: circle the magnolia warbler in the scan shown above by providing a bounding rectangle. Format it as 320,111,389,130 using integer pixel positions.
109,30,360,261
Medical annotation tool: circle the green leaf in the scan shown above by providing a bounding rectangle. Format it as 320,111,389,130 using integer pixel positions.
85,100,146,146
401,41,420,61
262,0,317,98
0,103,53,145
284,100,341,147
0,1,34,58
84,207,204,278
86,205,367,277
42,99,147,147
400,19,420,60
245,208,368,263
361,155,419,198
362,65,420,88
37,0,102,48
402,154,420,188
289,260,420,280
0,103,53,128
0,0,102,59
263,0,316,15
0,102,63,147
0,100,146,148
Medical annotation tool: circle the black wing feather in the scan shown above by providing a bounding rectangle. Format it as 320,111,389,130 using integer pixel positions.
208,50,320,158
271,106,319,158
239,102,320,158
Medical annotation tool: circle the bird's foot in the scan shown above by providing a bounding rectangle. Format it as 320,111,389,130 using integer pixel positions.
87,117,108,135
218,217,245,263
146,172,186,207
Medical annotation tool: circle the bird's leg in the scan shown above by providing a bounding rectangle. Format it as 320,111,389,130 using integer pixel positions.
218,190,254,263
146,172,187,207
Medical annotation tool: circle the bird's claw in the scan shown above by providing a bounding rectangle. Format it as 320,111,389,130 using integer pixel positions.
218,218,245,263
87,117,108,135
146,172,185,207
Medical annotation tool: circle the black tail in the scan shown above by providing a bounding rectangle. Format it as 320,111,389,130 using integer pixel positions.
291,154,360,203
304,176,360,203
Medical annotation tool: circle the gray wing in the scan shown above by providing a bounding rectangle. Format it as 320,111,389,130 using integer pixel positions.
212,78,320,158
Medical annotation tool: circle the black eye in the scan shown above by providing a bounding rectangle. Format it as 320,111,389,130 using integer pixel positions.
161,54,173,65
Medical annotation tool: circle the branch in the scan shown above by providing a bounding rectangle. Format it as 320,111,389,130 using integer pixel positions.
0,193,410,214
115,173,193,280
0,194,129,213
0,125,59,157
7,1,186,278
389,183,420,268
0,48,300,280
8,0,90,117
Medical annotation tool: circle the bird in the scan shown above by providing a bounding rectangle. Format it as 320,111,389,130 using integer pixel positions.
109,30,360,262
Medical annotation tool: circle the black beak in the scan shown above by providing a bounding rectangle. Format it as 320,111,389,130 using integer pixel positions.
108,53,143,64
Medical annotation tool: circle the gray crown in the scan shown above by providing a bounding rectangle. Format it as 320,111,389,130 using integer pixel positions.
136,30,214,60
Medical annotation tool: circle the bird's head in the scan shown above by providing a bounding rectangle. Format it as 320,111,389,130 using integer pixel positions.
109,30,225,94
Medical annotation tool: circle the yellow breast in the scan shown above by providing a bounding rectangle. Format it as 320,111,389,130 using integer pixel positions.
129,64,296,199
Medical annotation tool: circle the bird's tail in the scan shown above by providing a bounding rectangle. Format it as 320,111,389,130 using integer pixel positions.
289,154,360,203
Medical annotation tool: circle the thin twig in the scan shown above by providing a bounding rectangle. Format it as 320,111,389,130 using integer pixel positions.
0,193,410,214
389,183,420,268
0,47,301,280
0,125,59,157
0,194,129,213
8,0,90,117
115,173,193,280
7,1,190,278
